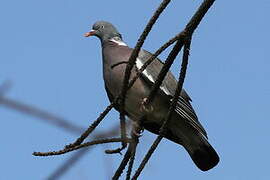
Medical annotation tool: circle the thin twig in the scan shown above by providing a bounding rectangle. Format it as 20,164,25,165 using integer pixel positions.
47,123,123,180
65,103,114,149
125,143,137,180
125,133,139,180
104,113,127,155
47,149,89,180
112,144,133,180
0,97,84,134
131,136,162,180
185,0,215,35
120,113,127,150
34,138,131,156
112,122,142,180
127,31,186,91
145,38,185,105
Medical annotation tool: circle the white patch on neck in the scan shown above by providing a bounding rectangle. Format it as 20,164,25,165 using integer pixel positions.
136,58,171,95
109,37,127,46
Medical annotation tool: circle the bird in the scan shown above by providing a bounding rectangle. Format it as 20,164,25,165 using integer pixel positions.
84,21,219,171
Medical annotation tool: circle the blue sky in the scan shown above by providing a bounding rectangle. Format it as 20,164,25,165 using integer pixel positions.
1,0,270,179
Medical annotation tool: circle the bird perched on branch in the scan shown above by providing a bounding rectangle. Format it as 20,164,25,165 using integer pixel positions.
85,21,219,171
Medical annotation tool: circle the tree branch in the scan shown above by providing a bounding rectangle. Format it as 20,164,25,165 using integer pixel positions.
65,103,114,149
33,137,132,156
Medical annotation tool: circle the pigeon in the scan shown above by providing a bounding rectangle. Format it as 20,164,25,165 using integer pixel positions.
84,21,219,171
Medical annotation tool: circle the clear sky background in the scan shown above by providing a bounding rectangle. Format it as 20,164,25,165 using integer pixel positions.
1,0,270,179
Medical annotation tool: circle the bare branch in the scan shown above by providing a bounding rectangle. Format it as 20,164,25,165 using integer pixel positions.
112,144,133,180
112,120,142,179
47,123,123,180
47,149,89,180
33,137,132,156
65,103,114,149
125,133,139,180
0,96,84,134
145,38,185,105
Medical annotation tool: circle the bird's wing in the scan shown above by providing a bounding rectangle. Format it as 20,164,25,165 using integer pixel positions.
137,50,207,138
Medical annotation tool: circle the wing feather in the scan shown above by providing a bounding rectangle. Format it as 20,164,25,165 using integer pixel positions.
137,49,207,138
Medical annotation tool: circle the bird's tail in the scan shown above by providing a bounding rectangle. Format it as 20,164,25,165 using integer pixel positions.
171,123,219,171
184,135,219,171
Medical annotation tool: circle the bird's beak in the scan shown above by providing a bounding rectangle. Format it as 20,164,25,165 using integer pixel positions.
84,30,96,37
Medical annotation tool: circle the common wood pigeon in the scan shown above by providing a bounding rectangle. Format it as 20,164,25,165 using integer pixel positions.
85,21,219,171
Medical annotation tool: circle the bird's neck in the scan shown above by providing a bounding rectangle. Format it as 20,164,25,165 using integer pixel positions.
106,37,127,47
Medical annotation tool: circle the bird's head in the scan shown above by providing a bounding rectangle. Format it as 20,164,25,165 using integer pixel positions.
84,21,122,42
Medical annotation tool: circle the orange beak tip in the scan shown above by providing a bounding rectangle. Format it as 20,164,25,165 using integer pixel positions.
84,30,96,37
84,32,91,37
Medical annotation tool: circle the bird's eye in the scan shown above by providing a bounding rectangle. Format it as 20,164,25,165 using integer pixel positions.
101,25,105,29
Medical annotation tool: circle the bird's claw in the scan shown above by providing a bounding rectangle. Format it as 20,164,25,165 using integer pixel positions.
140,98,153,113
132,128,144,137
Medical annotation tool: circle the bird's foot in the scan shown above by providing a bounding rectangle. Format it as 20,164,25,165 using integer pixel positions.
140,97,154,113
131,120,144,137
132,127,144,137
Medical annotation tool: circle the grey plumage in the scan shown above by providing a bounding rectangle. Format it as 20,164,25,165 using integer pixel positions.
85,21,219,171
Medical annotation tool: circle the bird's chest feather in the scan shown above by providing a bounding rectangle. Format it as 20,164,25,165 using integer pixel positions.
102,45,148,117
101,44,168,121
